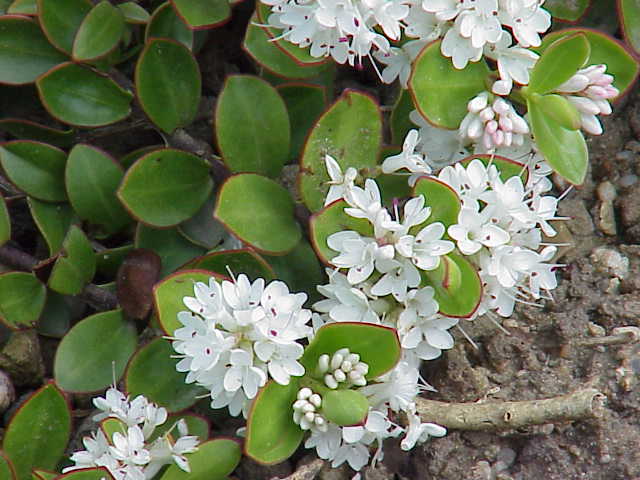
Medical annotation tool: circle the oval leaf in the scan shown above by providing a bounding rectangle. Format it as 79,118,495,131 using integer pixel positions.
322,390,369,426
0,194,9,247
125,337,204,412
169,0,230,29
135,225,205,277
185,249,275,281
7,0,37,15
159,438,241,480
277,83,326,160
299,90,382,212
2,382,71,479
214,173,301,254
136,39,201,134
118,149,212,227
0,140,67,201
27,198,75,255
544,0,589,21
37,0,92,54
245,380,303,465
0,453,16,480
412,177,461,230
146,2,193,49
48,225,96,295
177,193,225,249
54,310,137,392
0,16,67,85
408,40,489,130
620,0,640,55
0,272,46,329
72,0,125,62
37,63,133,127
55,468,115,480
216,75,290,178
0,119,74,147
118,2,151,24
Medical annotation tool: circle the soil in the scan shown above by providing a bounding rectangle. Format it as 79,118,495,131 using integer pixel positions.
0,2,639,479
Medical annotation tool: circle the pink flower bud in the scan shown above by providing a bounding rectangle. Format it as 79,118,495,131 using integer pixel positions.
585,85,607,99
556,74,589,93
485,120,498,135
468,93,489,113
492,98,509,115
492,129,504,146
499,115,513,132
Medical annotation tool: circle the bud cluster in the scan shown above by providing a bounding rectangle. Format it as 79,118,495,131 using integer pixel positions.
317,348,369,389
292,387,327,431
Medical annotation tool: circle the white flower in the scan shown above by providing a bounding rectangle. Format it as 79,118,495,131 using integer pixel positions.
254,340,305,385
484,32,538,94
409,110,469,167
371,257,421,301
315,274,381,324
498,0,551,48
305,424,343,459
441,27,483,69
224,348,268,399
331,442,371,471
448,207,510,255
382,129,432,176
361,361,421,412
373,40,425,87
110,426,151,467
396,222,454,271
327,231,384,284
325,155,358,206
400,409,446,450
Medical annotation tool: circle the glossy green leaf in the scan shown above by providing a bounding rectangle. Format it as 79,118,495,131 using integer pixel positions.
27,198,74,255
160,438,241,480
215,174,301,254
7,0,36,15
299,90,382,212
135,225,205,277
170,0,230,29
72,1,125,62
66,144,130,233
37,291,71,338
55,468,114,480
119,145,162,169
126,337,204,412
0,119,74,147
408,40,489,129
423,253,481,318
0,272,46,329
118,149,212,227
54,310,137,392
96,244,133,278
534,93,581,130
242,20,328,79
528,33,590,95
277,83,325,160
0,453,15,480
100,417,126,440
118,2,150,23
146,2,193,49
216,75,290,178
37,63,132,127
0,141,66,201
322,390,369,426
153,270,223,334
539,29,640,95
178,193,225,249
265,240,324,299
301,323,401,379
48,225,96,295
185,249,275,281
544,0,589,21
3,382,71,479
37,0,92,54
0,195,9,247
32,470,58,480
620,0,640,55
0,16,67,85
136,39,201,134
412,176,461,230
528,99,588,185
245,380,303,465
309,200,373,264
390,89,415,145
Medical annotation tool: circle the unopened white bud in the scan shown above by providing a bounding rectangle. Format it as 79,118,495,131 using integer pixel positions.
300,417,312,430
302,403,315,413
556,74,589,93
499,115,513,132
468,92,488,113
297,388,312,400
492,98,509,115
341,360,353,372
346,353,359,364
304,411,315,422
325,374,338,389
352,376,367,386
330,353,344,371
293,399,307,410
314,416,325,426
485,120,498,135
293,410,302,423
354,363,369,375
336,347,350,357
348,370,363,381
479,106,495,122
317,354,330,374
309,394,322,408
334,369,346,382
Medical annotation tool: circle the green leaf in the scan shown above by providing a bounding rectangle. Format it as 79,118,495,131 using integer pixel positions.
0,141,67,202
170,0,230,29
32,470,58,480
146,2,193,49
299,90,382,212
118,148,212,227
37,291,71,338
36,62,133,127
135,224,206,277
54,310,137,393
242,19,328,80
423,253,481,318
309,199,373,264
7,0,37,15
55,468,114,480
0,272,46,329
390,89,415,145
118,2,150,23
178,193,225,249
136,39,201,134
37,0,92,54
215,174,301,254
620,0,640,55
27,198,75,255
539,29,640,95
277,83,326,160
185,249,275,281
533,93,581,130
301,323,401,379
245,380,303,465
216,75,290,178
0,119,74,147
408,40,489,129
544,0,589,21
0,453,16,480
66,144,131,234
3,382,71,480
159,439,241,480
0,195,9,247
96,244,133,278
126,337,204,412
528,33,591,95
72,1,125,62
412,176,461,230
0,16,67,85
153,269,224,334
322,390,369,426
48,225,96,295
528,98,588,185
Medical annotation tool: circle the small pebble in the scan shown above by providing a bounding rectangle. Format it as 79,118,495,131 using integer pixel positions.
590,247,629,279
615,150,634,162
619,174,638,188
588,322,606,337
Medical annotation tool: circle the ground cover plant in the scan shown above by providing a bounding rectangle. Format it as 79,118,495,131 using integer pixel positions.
0,0,639,479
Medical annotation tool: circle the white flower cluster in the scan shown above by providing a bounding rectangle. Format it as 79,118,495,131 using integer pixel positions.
318,348,370,388
170,274,312,416
300,356,446,471
261,0,550,90
63,388,199,480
